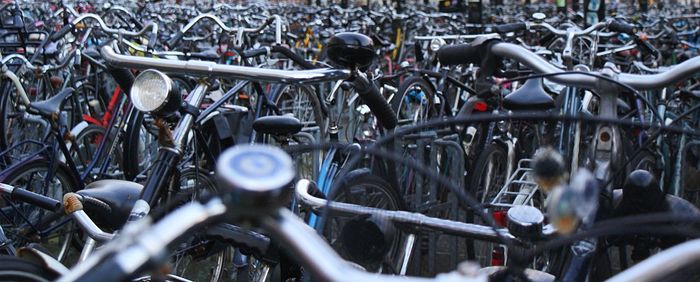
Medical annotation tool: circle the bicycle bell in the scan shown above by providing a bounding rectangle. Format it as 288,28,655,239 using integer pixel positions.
216,144,296,214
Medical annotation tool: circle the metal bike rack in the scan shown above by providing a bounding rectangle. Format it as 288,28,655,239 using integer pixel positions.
399,131,466,275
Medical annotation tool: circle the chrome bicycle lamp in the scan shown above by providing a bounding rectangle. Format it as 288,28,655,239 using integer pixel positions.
429,38,447,53
130,69,182,117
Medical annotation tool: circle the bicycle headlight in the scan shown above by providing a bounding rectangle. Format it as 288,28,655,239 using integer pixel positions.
130,69,181,116
429,38,446,53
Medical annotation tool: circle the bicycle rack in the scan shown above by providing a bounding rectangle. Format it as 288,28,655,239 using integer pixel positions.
399,131,466,275
490,159,541,209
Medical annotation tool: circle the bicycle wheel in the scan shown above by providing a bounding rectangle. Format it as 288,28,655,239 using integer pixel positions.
0,159,80,263
272,84,326,139
0,255,57,281
171,239,235,282
122,109,159,181
269,84,325,181
70,124,122,179
393,76,436,127
169,168,236,281
322,170,406,273
0,80,47,159
467,144,509,266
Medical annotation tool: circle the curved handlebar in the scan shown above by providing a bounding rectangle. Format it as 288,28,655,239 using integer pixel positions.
175,14,284,46
438,39,700,91
100,46,350,84
1,49,77,72
295,180,514,241
490,42,698,90
62,14,158,40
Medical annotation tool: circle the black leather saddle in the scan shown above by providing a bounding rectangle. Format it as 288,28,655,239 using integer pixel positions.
29,88,73,117
503,78,555,111
253,115,302,136
76,180,143,231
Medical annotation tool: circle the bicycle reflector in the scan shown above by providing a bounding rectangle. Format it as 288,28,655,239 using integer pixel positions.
130,69,182,117
216,144,295,213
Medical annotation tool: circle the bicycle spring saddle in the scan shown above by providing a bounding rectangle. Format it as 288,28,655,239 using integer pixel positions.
76,180,143,231
502,78,556,111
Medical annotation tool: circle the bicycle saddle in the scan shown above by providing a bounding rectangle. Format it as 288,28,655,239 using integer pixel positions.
76,180,143,231
29,88,73,117
503,78,555,111
253,115,302,136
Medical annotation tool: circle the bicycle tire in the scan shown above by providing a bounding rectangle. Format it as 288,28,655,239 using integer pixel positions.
0,80,46,158
70,123,122,178
392,76,436,127
466,143,508,265
269,84,325,181
271,83,326,139
0,158,80,263
122,109,158,181
169,168,235,282
0,255,57,281
323,170,406,273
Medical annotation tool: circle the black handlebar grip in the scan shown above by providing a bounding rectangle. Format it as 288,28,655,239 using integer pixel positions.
50,24,73,42
240,48,268,59
271,45,317,69
107,66,135,95
147,32,157,50
609,20,637,35
636,38,660,58
11,189,61,212
493,22,527,34
353,75,397,130
437,44,480,66
166,31,184,50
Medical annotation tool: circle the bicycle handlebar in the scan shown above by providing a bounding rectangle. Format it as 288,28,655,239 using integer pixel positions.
438,39,700,91
51,14,158,43
350,72,398,130
61,194,487,282
100,46,349,84
295,180,517,241
0,183,61,212
609,238,700,282
1,49,77,72
171,14,284,48
609,20,638,35
493,22,527,34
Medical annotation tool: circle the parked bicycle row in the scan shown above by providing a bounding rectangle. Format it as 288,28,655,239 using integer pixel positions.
1,0,700,281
